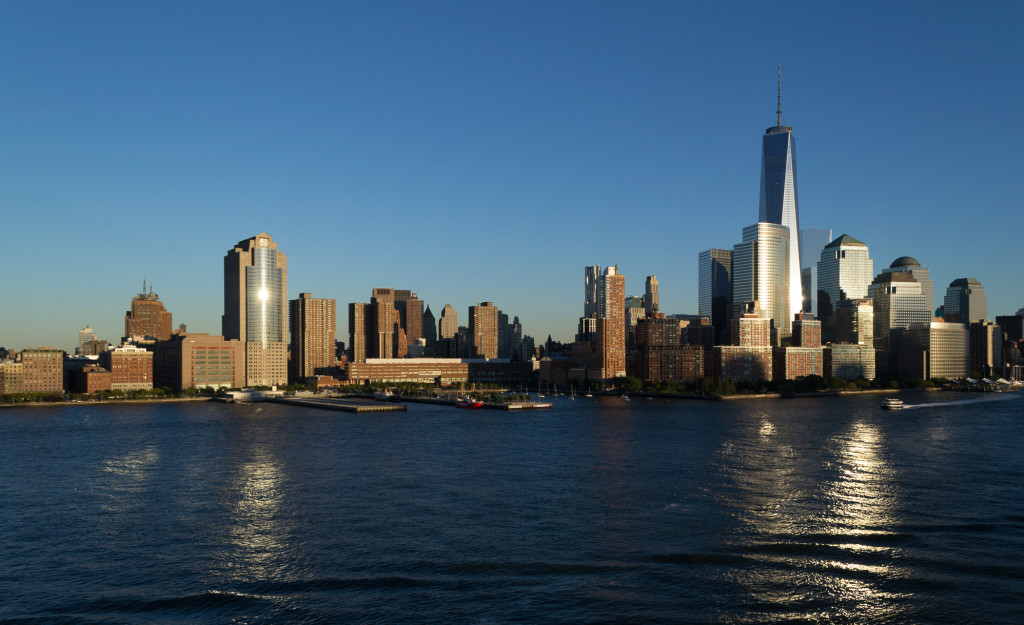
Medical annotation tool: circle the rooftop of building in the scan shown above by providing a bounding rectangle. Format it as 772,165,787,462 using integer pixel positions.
949,277,983,288
824,234,866,249
889,256,922,269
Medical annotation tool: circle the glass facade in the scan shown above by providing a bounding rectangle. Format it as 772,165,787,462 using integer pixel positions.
869,272,931,377
799,227,832,313
817,234,873,342
944,278,987,324
245,246,286,347
759,127,802,318
733,223,790,343
697,248,732,346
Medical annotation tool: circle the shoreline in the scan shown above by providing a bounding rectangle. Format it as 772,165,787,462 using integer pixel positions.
0,396,215,409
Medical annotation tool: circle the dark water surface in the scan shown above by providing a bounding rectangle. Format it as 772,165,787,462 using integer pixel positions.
2,392,1023,624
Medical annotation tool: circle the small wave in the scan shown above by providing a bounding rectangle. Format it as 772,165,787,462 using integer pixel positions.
444,561,632,577
251,576,430,594
646,552,745,566
72,589,263,615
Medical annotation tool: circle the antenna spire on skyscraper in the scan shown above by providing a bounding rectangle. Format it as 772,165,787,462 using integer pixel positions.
776,63,782,127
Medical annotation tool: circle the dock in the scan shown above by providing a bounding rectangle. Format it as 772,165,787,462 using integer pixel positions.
270,396,407,413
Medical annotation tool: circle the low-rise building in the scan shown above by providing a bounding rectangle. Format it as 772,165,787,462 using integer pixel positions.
152,333,245,391
825,344,876,381
103,344,154,391
72,364,112,394
22,347,64,393
0,360,24,393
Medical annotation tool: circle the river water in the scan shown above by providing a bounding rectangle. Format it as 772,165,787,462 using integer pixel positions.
2,392,1022,624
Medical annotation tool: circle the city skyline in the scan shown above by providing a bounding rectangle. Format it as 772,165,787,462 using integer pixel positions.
3,3,1023,351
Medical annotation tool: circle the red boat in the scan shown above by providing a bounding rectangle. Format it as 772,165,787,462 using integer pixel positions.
455,398,483,409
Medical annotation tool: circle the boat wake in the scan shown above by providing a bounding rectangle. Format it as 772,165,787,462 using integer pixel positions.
902,393,1021,410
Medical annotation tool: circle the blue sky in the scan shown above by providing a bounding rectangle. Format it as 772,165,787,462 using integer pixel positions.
2,2,1022,351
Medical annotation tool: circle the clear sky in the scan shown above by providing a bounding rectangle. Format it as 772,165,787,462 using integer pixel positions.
2,1,1022,352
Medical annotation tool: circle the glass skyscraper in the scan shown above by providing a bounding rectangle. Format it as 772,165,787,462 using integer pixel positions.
759,116,802,319
817,233,874,342
697,248,733,346
732,223,790,344
223,233,288,386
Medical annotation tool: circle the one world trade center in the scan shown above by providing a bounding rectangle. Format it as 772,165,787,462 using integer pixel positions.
758,66,802,319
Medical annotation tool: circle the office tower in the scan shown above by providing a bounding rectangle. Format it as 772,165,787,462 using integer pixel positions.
422,306,437,351
584,265,601,317
645,276,659,316
497,311,512,358
697,248,733,346
881,257,933,312
625,295,645,352
469,302,499,359
732,223,790,344
799,228,832,314
969,321,1003,377
358,288,409,359
21,347,64,393
944,278,987,324
348,303,370,364
900,322,969,380
439,304,458,340
78,325,98,351
289,292,336,383
391,290,423,344
817,234,873,342
511,316,524,359
835,298,874,346
995,312,1023,343
436,304,459,357
223,233,288,387
124,281,173,341
869,271,931,378
596,266,626,379
758,68,802,317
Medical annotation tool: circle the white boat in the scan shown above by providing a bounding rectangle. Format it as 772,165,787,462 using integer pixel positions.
880,398,904,410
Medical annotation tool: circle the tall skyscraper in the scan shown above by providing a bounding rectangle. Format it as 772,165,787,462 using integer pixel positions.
697,248,733,346
584,265,601,318
596,266,626,379
644,276,659,317
799,227,832,314
348,302,369,364
223,233,288,386
469,302,498,359
289,292,336,384
817,234,873,342
758,67,802,317
944,278,986,324
124,281,173,341
732,222,791,344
